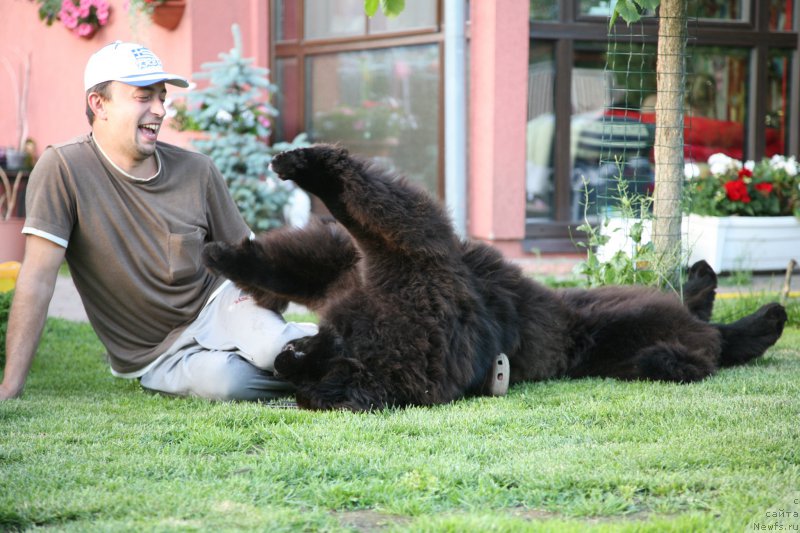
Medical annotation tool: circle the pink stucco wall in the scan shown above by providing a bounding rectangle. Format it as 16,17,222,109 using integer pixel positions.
468,0,529,255
0,0,269,152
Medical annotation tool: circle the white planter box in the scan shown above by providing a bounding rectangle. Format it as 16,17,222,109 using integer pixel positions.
598,215,800,273
684,214,800,273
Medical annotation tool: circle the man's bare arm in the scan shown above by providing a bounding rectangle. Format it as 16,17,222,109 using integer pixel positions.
0,236,66,399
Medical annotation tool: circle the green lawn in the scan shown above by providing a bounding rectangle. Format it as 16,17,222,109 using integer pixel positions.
2,305,799,532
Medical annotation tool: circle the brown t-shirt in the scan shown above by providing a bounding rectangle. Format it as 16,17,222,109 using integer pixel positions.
23,134,250,374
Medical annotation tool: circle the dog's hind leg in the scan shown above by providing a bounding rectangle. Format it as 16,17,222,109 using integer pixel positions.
630,342,717,382
576,342,717,383
715,303,787,367
683,260,717,322
569,338,718,383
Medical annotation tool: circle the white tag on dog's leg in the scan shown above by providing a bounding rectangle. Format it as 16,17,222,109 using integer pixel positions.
489,353,509,396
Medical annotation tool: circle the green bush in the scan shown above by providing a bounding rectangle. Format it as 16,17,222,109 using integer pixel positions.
171,24,309,232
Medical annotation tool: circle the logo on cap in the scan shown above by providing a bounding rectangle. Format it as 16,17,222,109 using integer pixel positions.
131,47,162,71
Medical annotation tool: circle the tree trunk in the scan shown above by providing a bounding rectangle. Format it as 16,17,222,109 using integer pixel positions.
653,0,686,284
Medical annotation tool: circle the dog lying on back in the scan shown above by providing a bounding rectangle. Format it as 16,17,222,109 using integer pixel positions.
203,145,787,411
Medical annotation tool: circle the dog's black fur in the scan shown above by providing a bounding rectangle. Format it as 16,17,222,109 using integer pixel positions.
203,145,787,411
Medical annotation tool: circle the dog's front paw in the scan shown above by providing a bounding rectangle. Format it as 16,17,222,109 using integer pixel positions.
274,341,308,379
269,145,351,191
269,148,310,182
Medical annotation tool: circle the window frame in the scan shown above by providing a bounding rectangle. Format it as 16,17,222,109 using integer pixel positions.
525,0,800,253
270,1,447,197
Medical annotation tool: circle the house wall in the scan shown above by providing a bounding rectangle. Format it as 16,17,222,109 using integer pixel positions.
1,0,533,258
0,0,269,151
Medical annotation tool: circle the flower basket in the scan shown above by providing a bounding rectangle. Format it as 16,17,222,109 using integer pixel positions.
597,214,800,273
1,164,26,262
59,0,110,39
151,0,185,30
680,153,800,271
684,214,800,273
684,153,799,218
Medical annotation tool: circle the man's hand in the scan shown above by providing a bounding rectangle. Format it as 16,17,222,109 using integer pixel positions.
0,381,24,400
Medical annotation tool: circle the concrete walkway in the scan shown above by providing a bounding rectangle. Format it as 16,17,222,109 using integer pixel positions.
49,274,89,322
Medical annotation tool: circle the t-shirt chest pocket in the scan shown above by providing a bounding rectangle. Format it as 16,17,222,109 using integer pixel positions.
167,229,205,284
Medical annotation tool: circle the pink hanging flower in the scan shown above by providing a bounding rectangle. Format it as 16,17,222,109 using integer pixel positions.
61,15,78,29
76,22,95,36
77,0,91,18
97,6,110,23
59,0,111,38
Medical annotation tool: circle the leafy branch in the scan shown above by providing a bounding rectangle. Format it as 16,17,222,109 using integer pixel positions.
610,0,661,26
364,0,405,18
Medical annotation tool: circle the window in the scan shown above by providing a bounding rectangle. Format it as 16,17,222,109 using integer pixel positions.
692,0,746,21
569,42,656,222
531,0,558,21
767,48,794,154
306,46,440,192
527,0,799,251
578,0,656,18
272,1,444,196
303,0,365,40
526,42,555,220
770,0,796,30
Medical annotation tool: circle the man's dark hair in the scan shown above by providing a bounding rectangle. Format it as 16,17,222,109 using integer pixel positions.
85,81,113,125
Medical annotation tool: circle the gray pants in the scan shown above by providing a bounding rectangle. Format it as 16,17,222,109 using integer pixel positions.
139,283,317,401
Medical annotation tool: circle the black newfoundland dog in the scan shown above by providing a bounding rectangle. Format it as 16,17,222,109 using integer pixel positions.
203,145,787,411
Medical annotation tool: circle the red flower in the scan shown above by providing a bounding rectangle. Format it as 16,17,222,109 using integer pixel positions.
738,168,753,179
755,182,773,195
724,179,751,203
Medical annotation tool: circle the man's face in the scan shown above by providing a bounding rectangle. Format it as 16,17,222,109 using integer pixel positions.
101,81,167,161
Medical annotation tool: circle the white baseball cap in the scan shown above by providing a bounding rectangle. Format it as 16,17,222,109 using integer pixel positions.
84,40,189,91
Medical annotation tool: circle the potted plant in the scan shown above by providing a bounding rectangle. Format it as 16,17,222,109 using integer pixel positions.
31,0,62,26
1,51,30,172
0,166,26,262
128,0,186,30
58,0,111,38
683,153,800,272
1,51,32,262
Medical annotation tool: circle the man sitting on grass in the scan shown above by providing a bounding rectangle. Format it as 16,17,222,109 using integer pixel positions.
0,41,315,401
